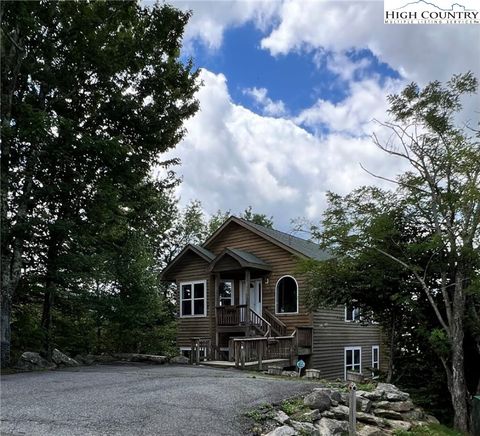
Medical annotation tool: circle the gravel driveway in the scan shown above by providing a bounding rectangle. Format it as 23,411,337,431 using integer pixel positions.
1,364,316,436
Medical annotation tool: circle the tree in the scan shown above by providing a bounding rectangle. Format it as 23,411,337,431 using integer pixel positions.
1,1,199,366
241,206,274,228
303,73,480,432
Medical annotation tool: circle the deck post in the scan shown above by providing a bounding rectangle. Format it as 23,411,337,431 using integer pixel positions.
258,340,263,371
240,341,246,368
244,269,251,328
234,341,240,367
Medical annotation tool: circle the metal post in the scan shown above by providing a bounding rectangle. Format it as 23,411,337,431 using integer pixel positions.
348,382,357,436
196,339,200,365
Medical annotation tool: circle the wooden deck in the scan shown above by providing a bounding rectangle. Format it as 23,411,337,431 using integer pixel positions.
201,358,291,369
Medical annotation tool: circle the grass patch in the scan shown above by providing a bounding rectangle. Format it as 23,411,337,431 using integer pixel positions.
356,382,376,392
244,403,274,423
393,423,463,436
281,397,307,415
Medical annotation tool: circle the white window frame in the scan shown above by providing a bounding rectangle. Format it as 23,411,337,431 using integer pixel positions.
179,280,207,318
344,346,362,380
372,345,380,375
345,305,361,322
275,275,299,315
219,279,234,306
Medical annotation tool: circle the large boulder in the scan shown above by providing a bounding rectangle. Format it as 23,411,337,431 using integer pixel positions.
52,349,79,367
373,400,413,412
15,352,56,371
373,409,404,420
316,418,348,435
273,410,290,425
386,420,413,431
264,425,297,436
329,405,349,421
290,420,319,435
356,412,386,427
356,396,372,413
304,391,332,411
375,383,410,402
130,354,167,364
170,355,189,364
298,409,321,423
74,354,95,365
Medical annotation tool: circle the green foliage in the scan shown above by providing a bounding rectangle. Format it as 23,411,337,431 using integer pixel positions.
242,206,274,228
281,397,308,416
1,0,199,362
393,423,463,436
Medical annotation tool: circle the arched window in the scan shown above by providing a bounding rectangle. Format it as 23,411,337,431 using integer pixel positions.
275,276,298,314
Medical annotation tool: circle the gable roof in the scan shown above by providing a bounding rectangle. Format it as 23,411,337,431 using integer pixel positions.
208,247,272,273
204,216,330,261
160,244,214,279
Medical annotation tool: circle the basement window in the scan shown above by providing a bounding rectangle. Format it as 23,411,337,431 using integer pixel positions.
180,280,207,317
275,275,298,314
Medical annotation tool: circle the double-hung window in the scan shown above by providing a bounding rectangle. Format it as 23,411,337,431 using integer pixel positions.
180,280,207,317
345,305,361,322
345,346,361,379
372,345,379,375
219,280,234,306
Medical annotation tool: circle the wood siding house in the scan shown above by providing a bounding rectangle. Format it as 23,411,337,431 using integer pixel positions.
161,216,383,379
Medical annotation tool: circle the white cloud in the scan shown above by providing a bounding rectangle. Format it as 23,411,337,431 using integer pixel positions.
295,77,402,136
162,69,408,230
261,0,480,84
243,87,287,116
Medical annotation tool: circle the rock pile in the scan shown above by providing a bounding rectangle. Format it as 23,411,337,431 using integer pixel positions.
257,383,439,436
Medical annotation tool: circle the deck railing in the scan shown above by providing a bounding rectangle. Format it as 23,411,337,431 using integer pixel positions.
216,305,271,336
231,335,297,370
263,308,287,336
190,337,212,364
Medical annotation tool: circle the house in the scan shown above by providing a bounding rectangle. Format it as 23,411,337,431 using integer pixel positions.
161,216,383,379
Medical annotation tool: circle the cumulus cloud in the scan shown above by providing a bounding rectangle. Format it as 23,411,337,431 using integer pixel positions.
260,0,480,84
162,69,408,229
243,87,287,117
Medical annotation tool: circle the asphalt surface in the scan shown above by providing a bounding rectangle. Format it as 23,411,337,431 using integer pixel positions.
1,364,316,436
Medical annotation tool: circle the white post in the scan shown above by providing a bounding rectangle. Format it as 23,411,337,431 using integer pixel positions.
349,382,357,436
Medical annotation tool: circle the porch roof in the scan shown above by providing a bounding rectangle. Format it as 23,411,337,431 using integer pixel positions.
208,247,272,273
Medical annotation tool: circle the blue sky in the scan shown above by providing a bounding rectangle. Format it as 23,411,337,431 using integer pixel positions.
162,0,480,231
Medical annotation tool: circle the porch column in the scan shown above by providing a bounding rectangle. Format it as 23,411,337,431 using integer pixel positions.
244,268,251,314
214,273,220,307
214,273,220,359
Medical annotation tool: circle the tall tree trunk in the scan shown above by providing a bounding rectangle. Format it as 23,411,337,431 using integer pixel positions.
0,296,12,367
449,271,469,433
41,234,60,361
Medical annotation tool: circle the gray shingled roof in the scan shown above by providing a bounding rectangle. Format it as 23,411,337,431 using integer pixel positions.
238,218,330,261
227,248,271,268
192,244,215,261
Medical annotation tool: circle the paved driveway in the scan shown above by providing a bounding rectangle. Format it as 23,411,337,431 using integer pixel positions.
1,364,315,436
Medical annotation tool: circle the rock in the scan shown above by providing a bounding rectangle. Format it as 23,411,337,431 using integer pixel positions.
130,354,167,364
282,370,298,377
401,408,425,421
386,420,412,431
330,405,349,420
93,354,116,363
264,425,297,436
356,397,372,413
170,355,189,364
321,410,335,419
52,349,79,367
424,414,440,424
339,392,350,405
290,420,319,435
74,354,95,365
356,412,386,427
375,383,410,402
304,391,332,412
359,390,383,401
312,388,341,403
273,410,290,424
373,400,413,412
373,409,404,420
315,418,348,435
357,425,389,436
298,409,321,422
15,352,56,371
